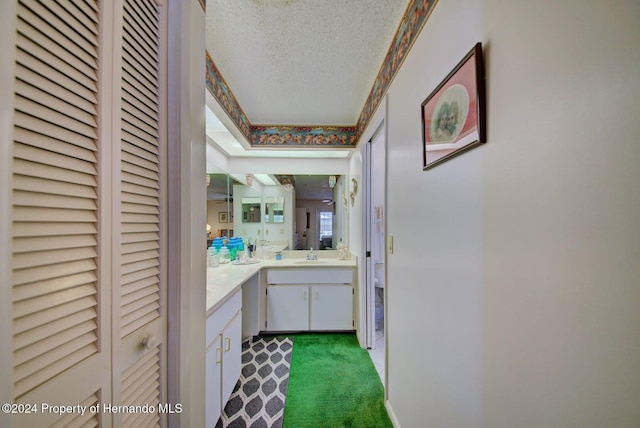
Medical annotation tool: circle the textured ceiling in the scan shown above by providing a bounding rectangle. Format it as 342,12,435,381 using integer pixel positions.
205,0,410,126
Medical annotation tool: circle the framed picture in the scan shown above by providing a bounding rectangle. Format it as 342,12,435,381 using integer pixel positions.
421,42,486,170
218,212,229,223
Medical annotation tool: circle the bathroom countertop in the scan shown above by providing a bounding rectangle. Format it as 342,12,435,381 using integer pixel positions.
206,253,357,315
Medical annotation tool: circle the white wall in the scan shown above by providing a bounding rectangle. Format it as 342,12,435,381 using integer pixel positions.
228,156,349,175
332,175,349,247
349,147,366,345
167,0,206,426
384,1,483,424
481,1,640,426
376,0,640,427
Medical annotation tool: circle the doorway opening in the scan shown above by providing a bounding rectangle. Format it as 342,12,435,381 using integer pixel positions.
365,122,386,386
318,210,333,249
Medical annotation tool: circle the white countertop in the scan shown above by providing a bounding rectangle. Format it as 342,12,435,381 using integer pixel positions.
206,252,357,315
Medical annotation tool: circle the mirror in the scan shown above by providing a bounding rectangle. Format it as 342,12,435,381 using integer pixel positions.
207,173,234,244
206,168,349,250
264,196,284,223
241,197,261,223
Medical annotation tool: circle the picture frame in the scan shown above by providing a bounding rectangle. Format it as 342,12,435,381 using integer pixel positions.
421,42,486,170
218,212,229,223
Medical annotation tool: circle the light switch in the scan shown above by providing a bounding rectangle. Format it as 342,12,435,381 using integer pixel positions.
387,235,394,254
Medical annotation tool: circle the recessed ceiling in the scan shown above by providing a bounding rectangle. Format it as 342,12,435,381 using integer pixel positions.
205,0,410,126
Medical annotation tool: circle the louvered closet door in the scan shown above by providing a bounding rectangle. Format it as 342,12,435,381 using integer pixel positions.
112,1,168,427
11,0,110,427
10,0,168,426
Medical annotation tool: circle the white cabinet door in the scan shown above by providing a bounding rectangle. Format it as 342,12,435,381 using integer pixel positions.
206,290,242,427
267,285,309,331
205,335,222,428
310,285,353,330
222,311,242,405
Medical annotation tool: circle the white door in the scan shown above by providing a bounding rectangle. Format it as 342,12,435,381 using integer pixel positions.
310,285,353,330
5,1,168,426
111,1,168,426
267,285,309,331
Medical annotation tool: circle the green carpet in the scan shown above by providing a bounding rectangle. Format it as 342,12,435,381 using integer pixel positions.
282,333,392,428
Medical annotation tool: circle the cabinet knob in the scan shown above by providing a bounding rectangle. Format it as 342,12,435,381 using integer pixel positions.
140,335,157,350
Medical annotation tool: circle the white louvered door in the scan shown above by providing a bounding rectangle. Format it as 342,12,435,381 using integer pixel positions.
11,0,110,426
112,1,168,427
9,0,168,427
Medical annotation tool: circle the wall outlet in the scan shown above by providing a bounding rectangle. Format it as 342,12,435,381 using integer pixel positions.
280,228,284,234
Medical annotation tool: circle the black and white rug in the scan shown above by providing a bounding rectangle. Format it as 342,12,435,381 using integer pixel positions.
216,336,294,428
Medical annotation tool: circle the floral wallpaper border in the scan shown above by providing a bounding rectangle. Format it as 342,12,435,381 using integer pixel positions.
250,125,358,147
205,51,253,142
355,0,438,137
205,0,438,148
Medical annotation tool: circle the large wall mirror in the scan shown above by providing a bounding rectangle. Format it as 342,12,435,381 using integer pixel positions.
207,169,350,250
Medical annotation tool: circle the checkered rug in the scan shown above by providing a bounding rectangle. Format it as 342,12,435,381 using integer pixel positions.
216,336,293,428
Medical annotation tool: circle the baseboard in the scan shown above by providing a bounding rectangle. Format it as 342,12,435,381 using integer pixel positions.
385,399,401,427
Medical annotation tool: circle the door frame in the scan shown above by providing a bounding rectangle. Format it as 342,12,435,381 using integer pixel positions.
364,121,387,350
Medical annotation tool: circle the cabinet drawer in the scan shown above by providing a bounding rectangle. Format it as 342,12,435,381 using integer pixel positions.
267,269,352,284
206,289,242,347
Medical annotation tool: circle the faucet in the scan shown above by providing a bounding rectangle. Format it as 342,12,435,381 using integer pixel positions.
306,247,318,260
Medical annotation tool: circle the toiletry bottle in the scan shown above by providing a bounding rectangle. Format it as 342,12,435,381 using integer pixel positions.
207,245,216,267
246,237,253,259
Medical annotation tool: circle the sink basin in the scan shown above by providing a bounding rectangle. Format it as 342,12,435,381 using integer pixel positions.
293,260,328,264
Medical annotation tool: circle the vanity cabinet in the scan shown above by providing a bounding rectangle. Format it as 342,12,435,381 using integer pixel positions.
310,284,353,330
206,290,242,427
266,285,309,331
265,269,354,332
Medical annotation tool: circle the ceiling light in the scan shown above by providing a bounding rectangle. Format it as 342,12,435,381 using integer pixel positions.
252,174,278,186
